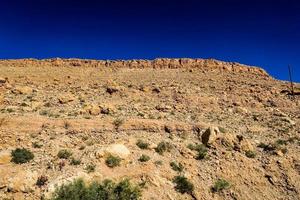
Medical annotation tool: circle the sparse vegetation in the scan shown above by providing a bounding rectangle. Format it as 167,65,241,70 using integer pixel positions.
70,157,81,165
11,148,34,164
188,143,208,160
170,161,184,172
211,179,230,192
63,120,71,129
136,139,149,149
57,149,72,159
51,178,141,200
173,176,194,195
105,154,121,168
245,150,256,158
154,160,163,166
155,141,172,155
85,164,96,173
113,118,124,130
138,154,150,162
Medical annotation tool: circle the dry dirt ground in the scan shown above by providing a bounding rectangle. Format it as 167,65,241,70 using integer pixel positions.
0,58,299,200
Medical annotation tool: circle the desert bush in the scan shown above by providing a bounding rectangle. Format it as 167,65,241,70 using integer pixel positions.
187,143,208,159
113,118,124,130
106,155,121,168
51,178,141,200
276,139,288,145
57,149,72,159
136,139,149,149
154,160,163,166
138,154,150,162
70,157,81,165
155,141,172,155
211,179,230,192
63,120,71,129
11,148,34,164
173,176,194,195
170,161,184,172
85,164,96,173
245,150,256,158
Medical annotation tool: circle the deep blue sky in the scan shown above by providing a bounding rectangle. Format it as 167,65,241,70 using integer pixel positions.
0,0,299,82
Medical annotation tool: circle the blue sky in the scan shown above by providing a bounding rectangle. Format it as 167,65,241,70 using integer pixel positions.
0,0,299,82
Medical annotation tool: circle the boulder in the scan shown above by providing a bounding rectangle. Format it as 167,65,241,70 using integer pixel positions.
58,94,75,104
220,133,236,148
14,86,33,95
240,139,254,152
95,144,130,159
7,170,38,193
201,126,221,146
84,104,101,115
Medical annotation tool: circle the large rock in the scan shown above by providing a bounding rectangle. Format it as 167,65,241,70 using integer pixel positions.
58,94,75,104
84,104,101,115
95,144,130,159
14,86,33,95
240,139,254,152
7,170,38,193
201,126,221,146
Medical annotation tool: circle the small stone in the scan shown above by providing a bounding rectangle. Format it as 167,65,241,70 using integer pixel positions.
0,77,6,84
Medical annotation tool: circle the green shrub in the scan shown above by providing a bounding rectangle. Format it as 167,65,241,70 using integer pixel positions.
138,154,150,162
113,118,124,129
154,160,163,166
211,179,230,192
11,148,34,164
276,139,287,145
245,150,256,158
51,178,141,200
187,143,208,160
85,164,96,173
57,149,72,159
136,140,149,149
170,161,184,172
106,155,121,168
257,142,268,149
155,141,172,155
70,157,81,165
173,176,194,195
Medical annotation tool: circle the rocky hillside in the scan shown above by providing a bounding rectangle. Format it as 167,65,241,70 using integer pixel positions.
0,58,299,200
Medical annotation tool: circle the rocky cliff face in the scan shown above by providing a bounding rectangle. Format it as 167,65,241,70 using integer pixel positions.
0,58,269,76
0,58,299,200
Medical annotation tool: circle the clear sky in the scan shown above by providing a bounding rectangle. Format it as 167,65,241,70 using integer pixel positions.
0,0,299,82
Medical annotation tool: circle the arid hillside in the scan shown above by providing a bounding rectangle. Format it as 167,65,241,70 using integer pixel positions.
0,58,299,200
